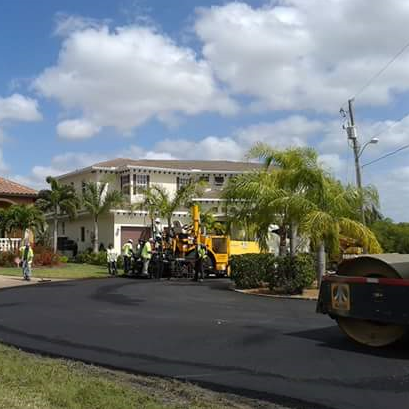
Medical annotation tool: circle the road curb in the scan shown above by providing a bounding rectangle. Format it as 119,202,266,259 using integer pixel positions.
233,288,318,301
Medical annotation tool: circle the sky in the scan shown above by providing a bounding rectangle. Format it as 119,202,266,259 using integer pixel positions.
2,0,409,221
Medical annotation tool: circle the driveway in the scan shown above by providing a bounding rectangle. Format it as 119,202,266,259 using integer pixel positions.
0,278,408,409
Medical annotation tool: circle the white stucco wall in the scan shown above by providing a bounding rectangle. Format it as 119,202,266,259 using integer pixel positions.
60,213,114,252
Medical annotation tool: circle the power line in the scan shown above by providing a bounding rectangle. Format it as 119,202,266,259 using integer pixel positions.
362,143,409,168
351,39,409,101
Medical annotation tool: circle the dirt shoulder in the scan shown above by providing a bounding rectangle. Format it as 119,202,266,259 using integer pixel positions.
234,287,319,301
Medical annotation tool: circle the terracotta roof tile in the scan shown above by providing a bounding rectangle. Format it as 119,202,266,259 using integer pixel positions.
0,177,37,197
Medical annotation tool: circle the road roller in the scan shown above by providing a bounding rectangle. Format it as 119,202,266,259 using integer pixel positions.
317,254,409,347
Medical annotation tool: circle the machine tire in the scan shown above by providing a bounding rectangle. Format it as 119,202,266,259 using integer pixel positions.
337,317,407,347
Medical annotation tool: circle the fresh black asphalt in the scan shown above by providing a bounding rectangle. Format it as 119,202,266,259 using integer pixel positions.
0,278,409,409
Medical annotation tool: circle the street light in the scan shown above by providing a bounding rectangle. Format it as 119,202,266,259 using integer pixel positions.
345,100,379,227
358,137,379,158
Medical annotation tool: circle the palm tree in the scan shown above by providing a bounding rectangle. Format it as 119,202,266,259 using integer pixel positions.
224,144,382,284
138,181,204,235
301,176,382,285
199,207,226,235
82,181,123,253
224,169,283,251
246,143,325,256
7,204,44,242
36,176,80,253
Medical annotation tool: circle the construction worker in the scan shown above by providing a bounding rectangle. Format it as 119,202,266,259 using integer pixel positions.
194,241,207,282
153,218,163,242
19,241,34,281
122,239,133,274
141,238,154,277
106,244,118,276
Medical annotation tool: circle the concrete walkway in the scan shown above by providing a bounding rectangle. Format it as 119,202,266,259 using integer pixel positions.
0,275,66,289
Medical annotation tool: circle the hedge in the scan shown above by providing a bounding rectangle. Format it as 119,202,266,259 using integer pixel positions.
230,253,316,294
73,250,123,269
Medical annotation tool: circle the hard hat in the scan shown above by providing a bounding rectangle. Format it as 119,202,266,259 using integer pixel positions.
155,218,161,223
128,239,133,243
149,237,155,242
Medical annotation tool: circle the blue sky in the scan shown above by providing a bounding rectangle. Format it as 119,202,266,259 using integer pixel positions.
2,0,409,221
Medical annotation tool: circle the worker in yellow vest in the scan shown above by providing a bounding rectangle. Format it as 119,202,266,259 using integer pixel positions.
194,241,207,282
19,242,34,281
122,239,133,274
141,238,154,277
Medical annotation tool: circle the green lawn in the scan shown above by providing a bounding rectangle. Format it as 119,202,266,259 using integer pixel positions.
0,263,109,279
0,343,264,409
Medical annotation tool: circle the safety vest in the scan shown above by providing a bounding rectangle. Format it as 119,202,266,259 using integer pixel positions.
19,246,34,263
198,245,207,260
141,242,152,260
122,242,133,257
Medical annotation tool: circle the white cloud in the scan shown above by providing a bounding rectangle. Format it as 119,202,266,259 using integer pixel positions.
34,22,237,139
57,119,101,139
155,136,243,161
12,152,108,189
235,115,324,148
318,153,346,174
0,93,42,173
0,94,42,122
195,1,409,112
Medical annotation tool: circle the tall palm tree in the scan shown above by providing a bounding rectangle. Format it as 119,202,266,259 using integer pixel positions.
224,169,284,251
82,181,123,253
247,143,325,256
301,176,382,284
36,176,80,253
138,181,204,234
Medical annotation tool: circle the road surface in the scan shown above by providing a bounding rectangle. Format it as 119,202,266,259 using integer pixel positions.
0,278,408,409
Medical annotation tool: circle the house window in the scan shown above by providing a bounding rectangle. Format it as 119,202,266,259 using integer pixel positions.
61,222,65,236
80,227,85,242
177,176,191,191
81,181,86,195
120,174,130,195
214,176,225,186
199,175,210,183
133,174,149,194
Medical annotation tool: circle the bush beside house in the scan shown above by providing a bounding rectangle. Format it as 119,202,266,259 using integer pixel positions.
231,253,316,294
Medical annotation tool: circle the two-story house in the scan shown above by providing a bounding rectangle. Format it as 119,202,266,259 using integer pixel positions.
55,158,260,253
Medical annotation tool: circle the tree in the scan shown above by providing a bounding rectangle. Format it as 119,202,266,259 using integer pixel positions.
224,144,382,284
138,181,204,235
199,207,226,235
301,176,382,284
247,143,325,256
224,145,321,254
36,176,80,253
82,181,123,253
7,204,44,241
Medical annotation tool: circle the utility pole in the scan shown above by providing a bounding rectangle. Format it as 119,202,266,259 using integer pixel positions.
345,99,366,226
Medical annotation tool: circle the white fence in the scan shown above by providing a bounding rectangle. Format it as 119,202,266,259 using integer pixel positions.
0,238,21,252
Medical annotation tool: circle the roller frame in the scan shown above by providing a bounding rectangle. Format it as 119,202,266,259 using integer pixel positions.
317,275,409,326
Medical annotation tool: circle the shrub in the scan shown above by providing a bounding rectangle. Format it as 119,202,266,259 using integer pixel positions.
230,253,276,289
74,250,125,269
59,256,69,263
269,253,316,294
32,246,60,267
230,253,316,294
0,251,19,267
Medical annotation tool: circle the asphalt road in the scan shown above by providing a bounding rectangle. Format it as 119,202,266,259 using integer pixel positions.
0,278,409,409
